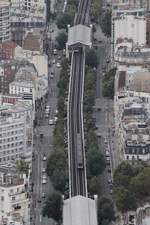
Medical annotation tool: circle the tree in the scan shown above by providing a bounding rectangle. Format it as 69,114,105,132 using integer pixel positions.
51,169,68,192
130,167,150,200
98,197,115,225
102,68,116,99
56,32,67,50
101,10,112,37
42,191,63,222
113,187,137,212
16,159,29,176
91,0,102,22
56,13,73,29
88,176,100,195
86,49,98,68
47,150,67,177
87,148,106,177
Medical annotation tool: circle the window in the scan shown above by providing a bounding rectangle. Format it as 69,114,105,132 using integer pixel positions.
12,196,15,201
1,196,4,201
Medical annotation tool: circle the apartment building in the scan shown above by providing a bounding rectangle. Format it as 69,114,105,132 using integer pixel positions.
0,164,30,225
10,0,46,45
0,1,10,43
114,45,150,162
111,15,146,58
112,0,150,11
0,101,33,165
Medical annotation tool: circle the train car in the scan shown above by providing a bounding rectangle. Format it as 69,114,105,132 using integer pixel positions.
77,134,84,169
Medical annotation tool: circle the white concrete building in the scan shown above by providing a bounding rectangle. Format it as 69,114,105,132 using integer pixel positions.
114,45,150,162
111,15,146,58
0,164,30,225
10,0,46,45
0,101,33,164
0,1,10,42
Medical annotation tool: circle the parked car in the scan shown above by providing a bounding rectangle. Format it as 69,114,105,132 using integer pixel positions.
42,179,47,184
49,119,54,125
43,155,47,161
42,192,46,198
42,168,46,173
52,59,56,64
56,62,61,68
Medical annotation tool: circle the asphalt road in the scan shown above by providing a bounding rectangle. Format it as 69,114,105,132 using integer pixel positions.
31,27,62,224
93,25,115,197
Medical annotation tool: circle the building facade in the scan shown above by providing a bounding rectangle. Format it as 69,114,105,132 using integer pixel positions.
0,1,10,42
0,164,30,225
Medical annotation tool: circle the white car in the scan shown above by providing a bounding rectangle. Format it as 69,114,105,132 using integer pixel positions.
50,74,54,79
43,155,47,161
46,105,50,110
42,174,47,179
42,192,46,198
52,59,56,64
54,116,58,123
42,179,47,184
42,168,46,173
56,62,61,68
49,119,54,125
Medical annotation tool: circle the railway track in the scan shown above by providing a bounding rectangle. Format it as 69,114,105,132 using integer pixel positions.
68,0,90,197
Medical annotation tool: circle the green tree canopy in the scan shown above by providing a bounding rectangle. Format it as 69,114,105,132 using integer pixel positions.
113,161,149,212
101,10,112,37
98,197,115,225
56,32,67,50
88,176,100,195
102,68,116,99
47,150,67,177
56,13,73,29
113,187,137,212
42,191,63,222
86,49,98,68
87,148,106,177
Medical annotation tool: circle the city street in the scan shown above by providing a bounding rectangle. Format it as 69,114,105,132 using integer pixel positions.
93,25,115,196
31,48,62,225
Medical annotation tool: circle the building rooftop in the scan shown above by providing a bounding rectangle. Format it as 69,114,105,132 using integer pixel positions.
0,0,9,8
67,24,92,47
23,32,42,52
63,196,97,225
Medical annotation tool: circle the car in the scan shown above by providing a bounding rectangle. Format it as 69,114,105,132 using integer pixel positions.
56,62,61,68
45,113,49,118
42,174,47,179
43,155,47,161
42,168,46,173
105,150,110,157
54,116,58,123
42,192,46,198
45,108,50,113
50,29,54,33
106,160,111,166
42,179,47,184
97,107,101,111
53,49,57,55
49,119,54,125
63,49,66,56
50,74,54,79
108,168,111,173
107,179,112,184
52,59,56,64
46,105,50,109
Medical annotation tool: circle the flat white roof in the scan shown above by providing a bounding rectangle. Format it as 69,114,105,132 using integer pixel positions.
67,24,92,47
63,196,98,225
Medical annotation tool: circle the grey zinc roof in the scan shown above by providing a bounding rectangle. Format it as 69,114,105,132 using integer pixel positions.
63,195,98,225
67,24,92,47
